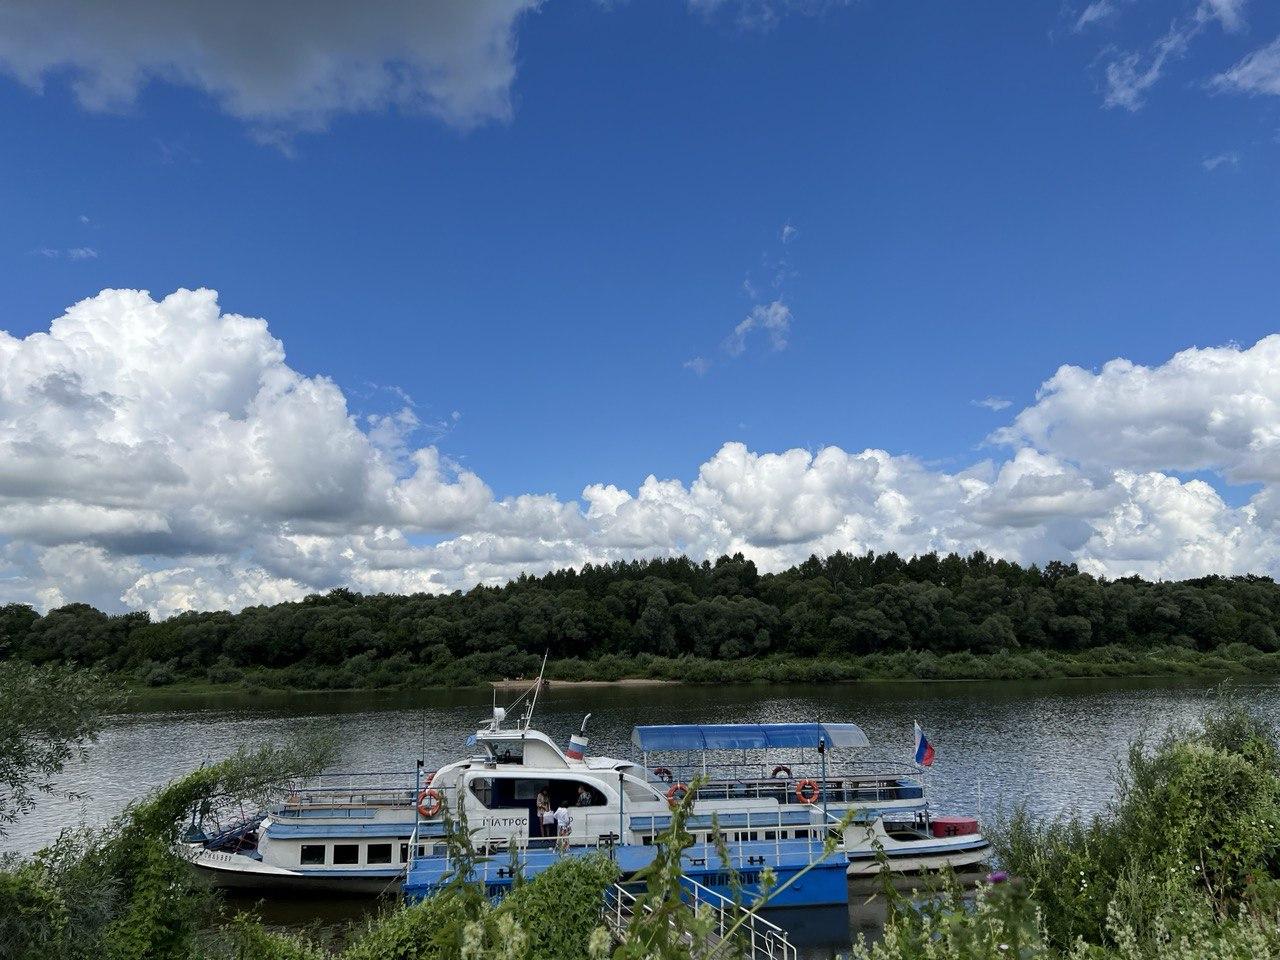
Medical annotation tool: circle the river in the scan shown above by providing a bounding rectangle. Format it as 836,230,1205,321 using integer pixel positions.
6,676,1277,957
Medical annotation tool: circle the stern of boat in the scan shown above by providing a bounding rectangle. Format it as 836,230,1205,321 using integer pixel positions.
843,813,992,880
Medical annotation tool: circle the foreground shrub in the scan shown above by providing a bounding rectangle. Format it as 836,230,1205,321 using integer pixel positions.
0,739,334,960
499,855,619,960
850,878,1280,960
994,694,1280,948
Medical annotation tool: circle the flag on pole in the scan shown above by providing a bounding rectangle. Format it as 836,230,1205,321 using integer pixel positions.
913,721,935,767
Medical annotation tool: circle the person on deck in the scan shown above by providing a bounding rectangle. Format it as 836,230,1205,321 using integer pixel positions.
576,785,593,806
553,804,572,851
536,790,551,837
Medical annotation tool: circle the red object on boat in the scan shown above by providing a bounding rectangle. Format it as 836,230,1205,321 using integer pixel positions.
931,816,979,838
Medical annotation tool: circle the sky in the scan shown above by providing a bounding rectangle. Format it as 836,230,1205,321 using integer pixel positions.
2,0,1280,615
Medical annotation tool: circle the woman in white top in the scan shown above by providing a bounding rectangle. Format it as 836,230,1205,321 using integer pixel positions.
553,805,572,851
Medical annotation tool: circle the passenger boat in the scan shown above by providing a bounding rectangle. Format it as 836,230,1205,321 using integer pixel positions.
401,711,988,906
181,687,988,905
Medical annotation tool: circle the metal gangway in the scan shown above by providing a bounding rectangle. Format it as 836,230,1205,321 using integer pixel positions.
601,877,797,960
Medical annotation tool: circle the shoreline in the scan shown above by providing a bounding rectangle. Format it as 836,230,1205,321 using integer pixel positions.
116,666,1273,700
488,677,679,691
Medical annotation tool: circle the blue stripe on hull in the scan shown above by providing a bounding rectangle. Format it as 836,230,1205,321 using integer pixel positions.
404,839,851,908
265,821,444,839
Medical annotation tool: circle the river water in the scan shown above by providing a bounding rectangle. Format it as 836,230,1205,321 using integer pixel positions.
6,677,1277,956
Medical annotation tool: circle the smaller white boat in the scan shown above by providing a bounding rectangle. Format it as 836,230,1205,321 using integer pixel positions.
181,773,423,893
845,818,990,879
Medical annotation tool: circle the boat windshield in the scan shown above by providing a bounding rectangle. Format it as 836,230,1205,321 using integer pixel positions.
485,742,525,764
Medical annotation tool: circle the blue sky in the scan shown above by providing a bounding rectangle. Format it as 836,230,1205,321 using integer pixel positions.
3,0,1280,612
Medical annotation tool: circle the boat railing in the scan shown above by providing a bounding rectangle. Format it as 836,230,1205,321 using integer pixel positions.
648,758,920,790
602,877,797,960
678,772,923,806
682,806,841,874
275,770,422,813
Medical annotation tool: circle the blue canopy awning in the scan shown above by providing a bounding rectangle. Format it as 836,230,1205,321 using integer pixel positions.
631,722,870,752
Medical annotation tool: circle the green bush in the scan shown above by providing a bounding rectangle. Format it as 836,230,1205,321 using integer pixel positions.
499,855,619,960
340,894,483,960
142,660,178,687
206,656,243,685
994,695,1280,948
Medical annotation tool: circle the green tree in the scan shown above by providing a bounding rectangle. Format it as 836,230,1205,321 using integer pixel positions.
0,662,112,833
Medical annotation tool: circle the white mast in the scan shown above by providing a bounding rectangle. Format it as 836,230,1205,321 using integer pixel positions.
523,652,550,730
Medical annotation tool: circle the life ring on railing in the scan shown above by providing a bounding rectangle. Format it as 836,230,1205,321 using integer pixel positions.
654,767,674,784
416,787,442,818
771,765,792,779
666,783,688,808
795,779,820,805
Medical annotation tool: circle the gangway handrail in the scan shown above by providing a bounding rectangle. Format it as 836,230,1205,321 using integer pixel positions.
601,879,796,960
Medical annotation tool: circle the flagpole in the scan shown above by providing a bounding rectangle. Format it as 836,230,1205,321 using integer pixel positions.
819,735,828,830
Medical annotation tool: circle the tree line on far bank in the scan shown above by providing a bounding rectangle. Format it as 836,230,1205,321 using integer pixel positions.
3,550,1280,689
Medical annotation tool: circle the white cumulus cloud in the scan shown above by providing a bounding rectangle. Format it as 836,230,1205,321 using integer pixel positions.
4,289,1280,615
0,0,542,140
992,336,1280,483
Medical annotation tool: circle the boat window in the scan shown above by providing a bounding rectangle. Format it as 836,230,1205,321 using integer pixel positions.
468,777,494,807
333,844,359,865
489,743,524,764
468,776,606,810
560,779,607,807
622,778,660,802
510,778,545,801
399,843,409,863
300,844,325,865
367,843,392,865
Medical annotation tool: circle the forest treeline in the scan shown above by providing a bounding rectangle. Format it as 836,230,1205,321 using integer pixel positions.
4,550,1280,689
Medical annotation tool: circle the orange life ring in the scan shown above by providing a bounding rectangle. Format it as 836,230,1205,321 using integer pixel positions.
416,787,442,818
654,767,674,783
795,779,820,805
771,765,791,779
666,783,689,808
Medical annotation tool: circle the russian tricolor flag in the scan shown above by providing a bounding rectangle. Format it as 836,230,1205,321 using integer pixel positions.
913,721,935,767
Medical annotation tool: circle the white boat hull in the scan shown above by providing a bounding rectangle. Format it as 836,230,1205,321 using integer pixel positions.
182,844,403,895
844,819,992,883
846,843,991,877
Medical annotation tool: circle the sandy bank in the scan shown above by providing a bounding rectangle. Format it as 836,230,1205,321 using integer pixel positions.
488,677,679,691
